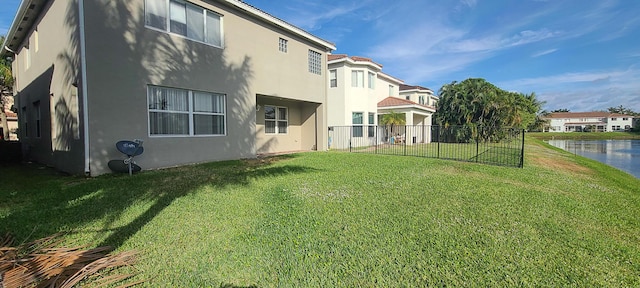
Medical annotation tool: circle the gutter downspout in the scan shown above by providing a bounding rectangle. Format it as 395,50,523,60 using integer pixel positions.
78,0,90,175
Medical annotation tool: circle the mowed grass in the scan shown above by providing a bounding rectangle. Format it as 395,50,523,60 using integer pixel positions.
1,138,640,286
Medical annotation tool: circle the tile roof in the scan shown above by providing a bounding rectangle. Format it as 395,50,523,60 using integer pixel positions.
377,97,436,110
546,112,634,119
399,84,433,92
327,54,383,67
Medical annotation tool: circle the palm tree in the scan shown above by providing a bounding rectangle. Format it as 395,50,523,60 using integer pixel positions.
380,111,405,143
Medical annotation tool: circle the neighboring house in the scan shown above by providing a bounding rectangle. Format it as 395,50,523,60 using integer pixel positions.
1,92,19,141
1,0,335,176
544,112,635,132
326,54,436,148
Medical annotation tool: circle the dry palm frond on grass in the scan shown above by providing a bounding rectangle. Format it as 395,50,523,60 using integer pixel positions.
0,233,142,288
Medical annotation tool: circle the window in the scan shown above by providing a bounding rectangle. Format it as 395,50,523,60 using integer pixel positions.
405,96,410,100
308,50,322,75
330,69,337,87
24,45,30,70
145,0,222,47
22,106,28,138
148,85,226,136
352,112,363,137
389,85,394,96
611,118,617,121
33,101,41,138
351,70,364,88
368,112,375,137
368,72,375,89
623,117,628,121
34,29,39,52
279,38,288,53
265,106,288,134
419,95,425,105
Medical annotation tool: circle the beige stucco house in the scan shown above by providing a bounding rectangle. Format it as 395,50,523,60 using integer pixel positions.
1,0,335,175
326,54,437,148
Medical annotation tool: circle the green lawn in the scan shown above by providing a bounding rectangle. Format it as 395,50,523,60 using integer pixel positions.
1,138,640,286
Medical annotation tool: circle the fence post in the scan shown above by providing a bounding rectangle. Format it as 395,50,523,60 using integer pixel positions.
519,129,525,168
403,125,407,156
475,127,480,163
437,126,441,159
375,125,378,154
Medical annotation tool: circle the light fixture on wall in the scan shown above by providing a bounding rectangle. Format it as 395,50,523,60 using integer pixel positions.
256,104,261,112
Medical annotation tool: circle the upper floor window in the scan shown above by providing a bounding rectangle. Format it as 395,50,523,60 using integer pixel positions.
351,70,364,88
611,118,617,121
145,0,222,47
623,117,628,121
405,95,410,100
279,38,288,53
389,85,394,96
330,70,337,87
308,50,322,75
148,85,226,136
368,72,375,89
418,95,425,105
24,45,31,70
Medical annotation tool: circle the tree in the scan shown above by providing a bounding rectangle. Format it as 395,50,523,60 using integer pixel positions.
434,78,543,140
607,105,637,116
1,35,15,141
380,111,405,142
550,108,570,113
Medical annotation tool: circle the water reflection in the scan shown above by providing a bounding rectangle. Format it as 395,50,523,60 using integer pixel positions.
547,140,640,179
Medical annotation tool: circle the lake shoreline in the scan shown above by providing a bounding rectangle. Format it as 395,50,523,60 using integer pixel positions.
528,131,640,140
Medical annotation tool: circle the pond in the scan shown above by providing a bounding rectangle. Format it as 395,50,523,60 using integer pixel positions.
547,139,640,179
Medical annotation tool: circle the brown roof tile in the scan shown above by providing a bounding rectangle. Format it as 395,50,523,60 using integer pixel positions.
377,97,436,110
399,84,432,92
328,54,383,67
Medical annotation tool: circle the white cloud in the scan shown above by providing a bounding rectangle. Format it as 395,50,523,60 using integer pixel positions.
532,48,557,57
498,69,640,111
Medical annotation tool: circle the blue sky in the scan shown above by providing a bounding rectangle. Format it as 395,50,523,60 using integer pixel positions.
2,0,639,112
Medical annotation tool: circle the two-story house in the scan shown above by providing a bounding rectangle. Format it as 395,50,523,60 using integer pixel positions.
545,112,635,132
1,0,335,176
326,54,437,149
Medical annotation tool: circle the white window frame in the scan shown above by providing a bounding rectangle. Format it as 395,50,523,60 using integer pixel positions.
330,69,337,87
368,72,375,89
419,95,425,105
279,38,288,53
352,112,364,137
389,85,394,96
147,85,226,137
264,105,288,134
308,50,322,75
144,0,224,48
368,112,375,138
351,70,364,88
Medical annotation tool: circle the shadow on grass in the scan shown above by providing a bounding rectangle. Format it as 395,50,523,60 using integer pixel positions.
0,154,316,250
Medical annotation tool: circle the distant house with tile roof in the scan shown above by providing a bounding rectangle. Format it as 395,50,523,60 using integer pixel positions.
544,112,634,132
326,54,437,148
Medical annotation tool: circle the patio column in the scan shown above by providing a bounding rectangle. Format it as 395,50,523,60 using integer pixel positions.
405,111,414,145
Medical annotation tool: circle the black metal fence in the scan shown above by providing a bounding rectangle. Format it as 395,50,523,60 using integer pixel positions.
328,125,525,168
